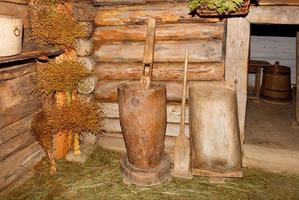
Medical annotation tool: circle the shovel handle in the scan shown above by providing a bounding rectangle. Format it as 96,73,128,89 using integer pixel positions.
179,49,189,134
140,18,156,89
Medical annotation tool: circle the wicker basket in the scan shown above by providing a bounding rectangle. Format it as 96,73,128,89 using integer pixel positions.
193,0,250,18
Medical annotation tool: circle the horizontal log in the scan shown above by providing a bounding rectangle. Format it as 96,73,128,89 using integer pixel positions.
0,98,41,129
95,3,221,26
102,117,189,137
95,80,189,102
100,102,189,123
0,63,36,81
0,113,36,145
0,130,36,161
258,0,299,5
0,72,38,113
93,23,224,44
93,0,185,6
97,133,299,174
94,62,224,81
0,141,45,191
0,0,27,4
247,6,299,24
94,40,223,63
0,2,29,28
97,132,176,154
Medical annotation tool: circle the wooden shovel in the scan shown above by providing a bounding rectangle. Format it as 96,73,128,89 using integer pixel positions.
140,18,156,89
172,49,192,179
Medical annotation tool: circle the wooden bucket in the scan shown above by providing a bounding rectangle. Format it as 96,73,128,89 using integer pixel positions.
261,62,292,102
189,82,242,177
0,15,23,57
118,82,170,186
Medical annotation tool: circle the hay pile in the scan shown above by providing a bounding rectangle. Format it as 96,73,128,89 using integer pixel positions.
1,147,299,200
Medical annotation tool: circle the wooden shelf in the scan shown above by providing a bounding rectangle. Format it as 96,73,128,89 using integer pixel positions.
0,45,63,65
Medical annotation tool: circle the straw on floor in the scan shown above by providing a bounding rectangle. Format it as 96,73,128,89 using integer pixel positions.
1,147,299,200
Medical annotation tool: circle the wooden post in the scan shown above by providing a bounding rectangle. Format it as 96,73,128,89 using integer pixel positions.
296,32,299,123
225,18,250,149
254,67,262,98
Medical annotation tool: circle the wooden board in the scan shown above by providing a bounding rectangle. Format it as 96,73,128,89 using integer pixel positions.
0,0,27,5
95,3,221,26
257,0,299,6
0,113,36,145
0,141,45,191
0,63,36,81
225,18,250,150
0,98,41,129
97,133,299,175
102,117,189,137
0,71,38,113
94,62,224,81
0,45,63,64
95,80,211,102
100,102,189,124
0,2,29,28
247,6,299,24
0,130,36,161
94,40,223,63
98,132,176,155
93,23,224,44
93,0,186,6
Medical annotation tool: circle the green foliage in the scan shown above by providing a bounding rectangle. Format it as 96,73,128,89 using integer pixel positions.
189,0,245,14
36,60,89,95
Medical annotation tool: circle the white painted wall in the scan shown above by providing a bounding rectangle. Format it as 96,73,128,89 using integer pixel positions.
249,36,296,88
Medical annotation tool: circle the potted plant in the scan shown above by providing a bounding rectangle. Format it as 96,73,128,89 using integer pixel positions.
188,0,251,17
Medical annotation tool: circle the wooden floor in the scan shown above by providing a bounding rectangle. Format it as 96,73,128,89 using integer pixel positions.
245,98,299,151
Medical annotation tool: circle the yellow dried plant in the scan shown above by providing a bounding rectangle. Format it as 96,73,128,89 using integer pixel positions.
36,60,89,95
45,100,103,135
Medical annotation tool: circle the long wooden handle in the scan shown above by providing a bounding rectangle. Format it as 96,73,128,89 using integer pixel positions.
143,18,156,77
180,49,189,134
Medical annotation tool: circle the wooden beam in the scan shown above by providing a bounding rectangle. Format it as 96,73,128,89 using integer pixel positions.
93,0,186,6
100,102,189,124
94,40,223,63
93,23,224,44
247,6,299,24
296,32,299,123
94,62,224,81
95,3,221,26
0,0,27,5
257,0,299,6
95,80,208,102
0,2,29,28
225,18,250,149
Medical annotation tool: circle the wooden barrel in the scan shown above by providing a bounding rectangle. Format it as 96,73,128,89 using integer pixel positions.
261,62,292,102
117,82,167,169
189,82,242,177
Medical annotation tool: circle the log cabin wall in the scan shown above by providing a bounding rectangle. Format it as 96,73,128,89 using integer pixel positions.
0,1,45,191
91,1,226,148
